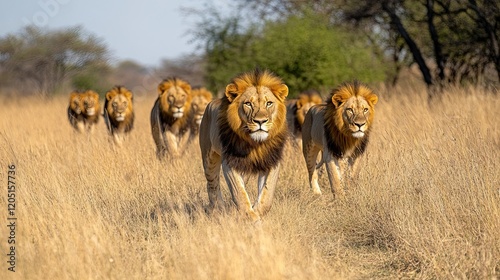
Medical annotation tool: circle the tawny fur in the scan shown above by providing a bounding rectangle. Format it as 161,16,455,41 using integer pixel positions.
286,89,323,146
103,86,135,145
150,77,193,158
199,69,289,223
189,87,213,138
67,90,100,133
302,81,378,197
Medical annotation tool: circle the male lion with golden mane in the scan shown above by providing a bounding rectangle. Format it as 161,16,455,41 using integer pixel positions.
189,86,213,138
150,77,193,158
103,86,135,145
199,69,289,223
286,89,323,147
67,90,100,133
302,81,378,197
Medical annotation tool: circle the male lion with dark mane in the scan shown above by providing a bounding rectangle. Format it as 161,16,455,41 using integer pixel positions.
199,69,289,223
103,86,135,145
67,90,100,133
150,77,193,158
302,81,378,197
286,89,323,147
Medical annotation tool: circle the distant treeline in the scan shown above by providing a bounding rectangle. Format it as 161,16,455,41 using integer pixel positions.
1,0,498,98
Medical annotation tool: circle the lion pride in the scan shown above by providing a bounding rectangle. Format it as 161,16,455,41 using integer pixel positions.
286,89,323,147
150,77,193,158
302,81,378,197
103,86,134,145
67,90,100,133
189,86,213,138
199,69,289,223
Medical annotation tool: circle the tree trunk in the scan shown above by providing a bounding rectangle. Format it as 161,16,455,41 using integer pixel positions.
427,0,446,82
382,2,434,87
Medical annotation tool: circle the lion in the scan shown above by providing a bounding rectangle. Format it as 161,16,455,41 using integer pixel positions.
189,86,213,138
286,89,323,147
67,91,84,132
150,77,193,158
67,90,100,133
199,69,289,223
302,81,378,197
103,86,135,145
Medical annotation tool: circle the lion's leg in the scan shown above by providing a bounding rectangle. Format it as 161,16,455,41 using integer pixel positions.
221,160,260,223
113,133,124,146
204,151,223,211
323,153,345,198
348,155,363,179
304,144,322,195
177,130,191,155
164,131,180,157
254,163,280,216
76,121,85,133
88,123,96,134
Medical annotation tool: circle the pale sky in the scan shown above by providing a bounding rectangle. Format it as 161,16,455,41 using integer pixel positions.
0,0,215,67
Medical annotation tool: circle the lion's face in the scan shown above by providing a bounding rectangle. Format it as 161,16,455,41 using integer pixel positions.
191,88,213,125
226,84,288,143
69,92,82,114
296,92,322,125
332,86,378,139
106,87,133,122
158,78,192,119
81,90,100,117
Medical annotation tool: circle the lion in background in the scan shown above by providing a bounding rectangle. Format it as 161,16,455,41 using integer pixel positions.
150,77,193,158
103,86,135,145
67,90,100,133
189,86,213,138
302,81,378,197
286,89,323,147
199,69,289,223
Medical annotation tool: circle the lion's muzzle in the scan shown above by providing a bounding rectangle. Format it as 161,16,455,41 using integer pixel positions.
86,108,96,116
115,113,126,122
172,107,184,119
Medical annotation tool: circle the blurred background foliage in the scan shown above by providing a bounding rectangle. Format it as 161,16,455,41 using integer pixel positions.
0,0,498,98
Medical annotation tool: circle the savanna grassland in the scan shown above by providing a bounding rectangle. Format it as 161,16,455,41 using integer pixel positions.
0,84,499,279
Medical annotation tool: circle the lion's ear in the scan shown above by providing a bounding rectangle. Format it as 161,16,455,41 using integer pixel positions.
106,91,114,101
124,90,133,101
180,83,191,94
331,93,345,107
158,83,167,95
225,83,239,102
296,98,303,109
274,84,288,101
367,93,378,106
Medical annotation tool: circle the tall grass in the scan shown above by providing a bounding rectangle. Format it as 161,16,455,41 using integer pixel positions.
0,85,498,279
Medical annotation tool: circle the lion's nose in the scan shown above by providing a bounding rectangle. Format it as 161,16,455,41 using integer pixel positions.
254,118,268,125
354,122,365,129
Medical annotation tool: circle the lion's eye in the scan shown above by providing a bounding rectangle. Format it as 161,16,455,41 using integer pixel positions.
346,108,353,114
363,108,369,113
112,102,117,107
244,101,252,107
266,101,273,107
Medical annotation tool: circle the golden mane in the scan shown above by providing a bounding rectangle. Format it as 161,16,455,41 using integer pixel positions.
218,69,289,173
151,77,193,158
225,69,288,102
104,86,135,135
302,80,378,197
199,69,289,222
323,81,377,157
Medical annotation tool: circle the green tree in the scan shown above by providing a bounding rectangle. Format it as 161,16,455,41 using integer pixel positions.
193,9,388,96
0,25,110,96
252,14,387,95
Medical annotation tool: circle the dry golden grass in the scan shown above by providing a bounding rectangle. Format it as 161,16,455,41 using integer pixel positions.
0,85,499,279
